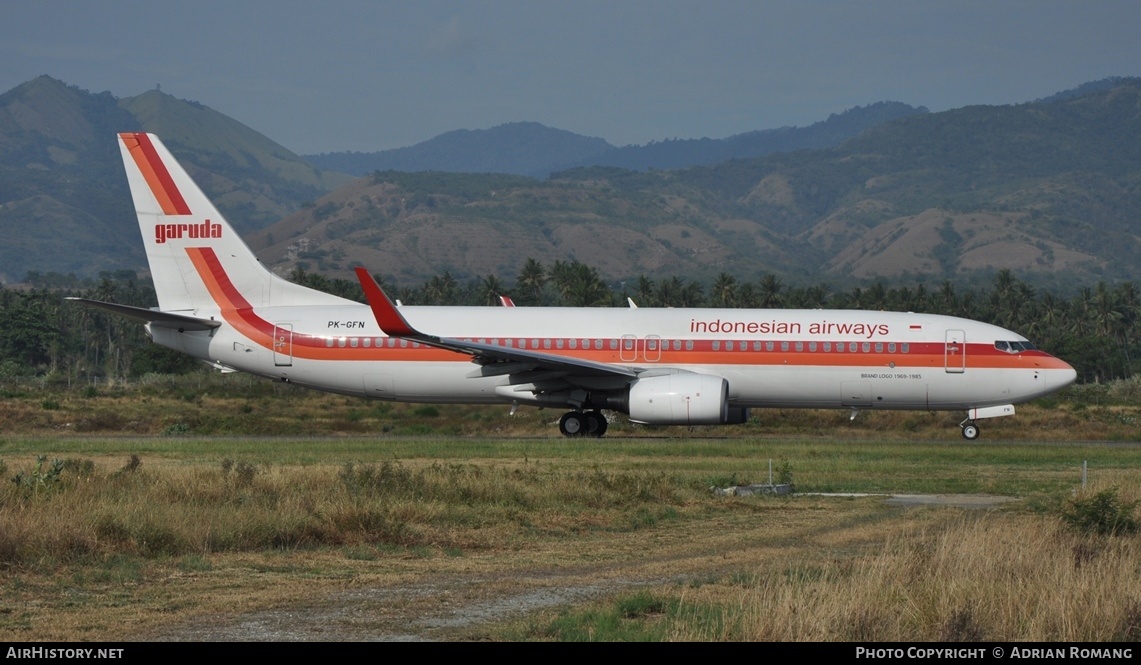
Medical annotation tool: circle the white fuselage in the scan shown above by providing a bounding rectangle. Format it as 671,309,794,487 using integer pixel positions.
154,304,1076,412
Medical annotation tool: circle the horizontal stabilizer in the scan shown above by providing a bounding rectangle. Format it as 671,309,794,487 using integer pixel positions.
66,298,220,331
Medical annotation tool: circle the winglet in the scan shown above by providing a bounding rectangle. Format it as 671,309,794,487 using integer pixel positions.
354,267,419,337
498,294,515,307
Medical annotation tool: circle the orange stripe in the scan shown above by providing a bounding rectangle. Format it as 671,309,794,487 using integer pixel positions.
119,133,191,215
181,247,1072,370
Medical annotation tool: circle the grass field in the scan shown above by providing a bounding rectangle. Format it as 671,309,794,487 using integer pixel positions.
1,430,1139,641
0,375,1138,641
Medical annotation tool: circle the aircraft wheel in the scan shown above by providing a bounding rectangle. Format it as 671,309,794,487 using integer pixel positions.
559,411,585,437
961,422,980,440
584,410,608,437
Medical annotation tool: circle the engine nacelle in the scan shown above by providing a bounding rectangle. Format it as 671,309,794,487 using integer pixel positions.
627,373,729,425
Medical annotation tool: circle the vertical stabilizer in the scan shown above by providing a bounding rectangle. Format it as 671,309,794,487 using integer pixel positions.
117,132,349,312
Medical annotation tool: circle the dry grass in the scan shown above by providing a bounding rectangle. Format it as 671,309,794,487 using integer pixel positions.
488,474,1141,642
1,438,1138,641
666,510,1140,641
0,458,686,566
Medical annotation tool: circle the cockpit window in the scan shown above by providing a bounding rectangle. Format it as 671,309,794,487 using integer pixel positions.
995,340,1037,353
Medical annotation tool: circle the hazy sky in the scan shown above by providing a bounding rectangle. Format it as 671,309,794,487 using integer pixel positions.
3,1,1139,154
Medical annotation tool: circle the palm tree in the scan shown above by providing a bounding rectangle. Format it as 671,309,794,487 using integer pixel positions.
758,274,783,308
548,260,573,300
936,280,958,316
866,282,889,311
515,258,546,305
634,275,657,307
711,272,737,308
656,276,684,308
423,271,458,305
564,263,612,306
480,274,504,306
679,281,705,308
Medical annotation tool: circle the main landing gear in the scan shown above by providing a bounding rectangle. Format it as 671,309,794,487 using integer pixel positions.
559,410,609,437
959,418,980,440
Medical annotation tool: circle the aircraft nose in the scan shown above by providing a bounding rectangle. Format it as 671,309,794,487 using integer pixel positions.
1051,361,1078,391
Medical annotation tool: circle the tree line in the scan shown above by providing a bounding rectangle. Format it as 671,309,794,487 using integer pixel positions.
2,264,1136,384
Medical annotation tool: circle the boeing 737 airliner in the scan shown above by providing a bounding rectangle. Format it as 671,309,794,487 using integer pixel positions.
71,133,1077,439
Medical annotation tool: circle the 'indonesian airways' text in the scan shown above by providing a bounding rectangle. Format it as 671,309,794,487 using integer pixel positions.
690,319,891,339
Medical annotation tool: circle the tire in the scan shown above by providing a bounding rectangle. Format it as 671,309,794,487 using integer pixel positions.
584,410,608,437
961,423,980,440
559,412,584,437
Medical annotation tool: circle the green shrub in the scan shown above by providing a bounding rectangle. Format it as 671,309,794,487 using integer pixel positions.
1061,488,1138,536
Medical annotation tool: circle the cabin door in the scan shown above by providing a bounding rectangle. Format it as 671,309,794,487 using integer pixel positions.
273,324,294,367
944,329,965,373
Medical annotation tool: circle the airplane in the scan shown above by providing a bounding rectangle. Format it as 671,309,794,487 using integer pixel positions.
71,133,1078,440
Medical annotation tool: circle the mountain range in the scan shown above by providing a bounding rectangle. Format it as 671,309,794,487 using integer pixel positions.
0,76,350,282
2,74,1139,289
304,101,926,178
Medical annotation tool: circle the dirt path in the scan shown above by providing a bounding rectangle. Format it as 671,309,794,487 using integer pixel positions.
145,493,1015,641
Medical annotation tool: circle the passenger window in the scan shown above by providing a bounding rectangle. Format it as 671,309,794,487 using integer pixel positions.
849,342,858,352
673,340,682,351
556,339,564,349
766,341,774,351
902,343,910,353
610,339,619,350
875,343,883,353
809,342,817,352
823,342,831,352
338,337,347,348
325,337,334,348
862,342,871,353
685,340,693,350
781,342,789,352
713,341,721,351
753,341,762,351
888,342,896,353
544,339,552,349
794,342,803,352
350,338,358,348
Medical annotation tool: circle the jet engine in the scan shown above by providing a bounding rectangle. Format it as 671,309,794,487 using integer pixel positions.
626,373,737,425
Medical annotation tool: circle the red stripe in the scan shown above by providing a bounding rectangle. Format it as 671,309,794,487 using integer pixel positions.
183,249,1070,371
131,133,191,215
186,248,273,339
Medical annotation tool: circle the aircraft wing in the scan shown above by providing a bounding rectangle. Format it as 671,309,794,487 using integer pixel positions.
354,268,636,380
66,298,221,332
